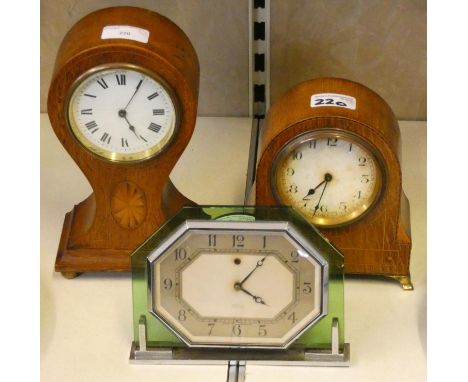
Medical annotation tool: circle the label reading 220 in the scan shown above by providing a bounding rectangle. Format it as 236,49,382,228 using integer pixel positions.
310,93,356,110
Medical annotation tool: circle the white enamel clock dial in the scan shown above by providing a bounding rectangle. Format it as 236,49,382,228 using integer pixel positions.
273,130,383,227
68,65,177,161
148,221,328,348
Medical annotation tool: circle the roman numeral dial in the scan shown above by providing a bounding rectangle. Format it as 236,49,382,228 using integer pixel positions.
68,67,177,161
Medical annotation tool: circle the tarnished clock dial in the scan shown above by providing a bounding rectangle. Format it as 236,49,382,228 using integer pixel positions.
149,222,327,348
68,65,177,162
273,130,383,227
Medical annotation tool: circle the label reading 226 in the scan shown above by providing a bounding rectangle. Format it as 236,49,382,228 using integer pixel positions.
310,93,356,110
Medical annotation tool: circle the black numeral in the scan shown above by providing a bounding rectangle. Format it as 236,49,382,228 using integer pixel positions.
175,248,187,261
289,184,298,193
84,93,96,98
292,151,302,160
232,235,245,248
163,279,172,290
178,310,186,321
358,157,367,166
147,92,159,100
309,140,317,149
262,236,267,249
148,122,161,133
303,282,312,294
286,168,295,176
339,202,347,211
85,121,98,130
208,323,215,335
287,312,297,324
290,251,299,263
115,74,126,85
327,138,338,146
208,234,217,247
258,325,267,336
232,324,242,336
100,132,111,144
80,109,93,115
153,109,165,115
361,175,370,183
356,190,362,199
97,78,108,89
121,138,128,147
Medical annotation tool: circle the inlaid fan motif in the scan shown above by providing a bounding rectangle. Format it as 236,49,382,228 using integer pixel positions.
111,182,147,229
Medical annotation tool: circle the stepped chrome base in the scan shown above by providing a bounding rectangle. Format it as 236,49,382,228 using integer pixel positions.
130,315,350,369
129,341,350,367
130,315,349,382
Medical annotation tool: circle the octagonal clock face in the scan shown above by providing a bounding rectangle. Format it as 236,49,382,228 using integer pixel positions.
148,221,328,348
67,65,178,162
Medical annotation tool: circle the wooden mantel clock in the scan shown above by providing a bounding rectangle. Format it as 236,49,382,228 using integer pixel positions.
255,78,413,290
47,6,199,278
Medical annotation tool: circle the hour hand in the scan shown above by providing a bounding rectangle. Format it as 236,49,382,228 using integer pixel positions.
234,283,268,306
302,188,316,200
128,124,140,140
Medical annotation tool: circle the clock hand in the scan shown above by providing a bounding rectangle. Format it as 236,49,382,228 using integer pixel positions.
234,283,268,305
302,173,333,200
124,78,143,110
313,173,332,216
118,110,140,140
238,256,267,287
124,117,141,140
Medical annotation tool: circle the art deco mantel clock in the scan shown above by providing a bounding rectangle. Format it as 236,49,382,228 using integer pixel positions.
130,206,349,369
254,78,413,290
47,7,199,278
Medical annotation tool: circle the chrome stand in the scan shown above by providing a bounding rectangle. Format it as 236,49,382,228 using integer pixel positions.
130,317,350,378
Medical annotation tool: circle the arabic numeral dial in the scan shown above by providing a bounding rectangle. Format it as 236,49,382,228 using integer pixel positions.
274,132,383,226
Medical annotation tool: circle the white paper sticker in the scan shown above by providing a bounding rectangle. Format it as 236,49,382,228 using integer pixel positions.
310,93,356,110
101,25,150,43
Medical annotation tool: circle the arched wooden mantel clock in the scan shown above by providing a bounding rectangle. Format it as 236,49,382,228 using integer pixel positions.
254,78,413,290
47,7,199,278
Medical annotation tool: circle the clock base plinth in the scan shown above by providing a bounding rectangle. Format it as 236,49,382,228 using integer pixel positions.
54,210,132,274
129,342,350,367
130,314,349,367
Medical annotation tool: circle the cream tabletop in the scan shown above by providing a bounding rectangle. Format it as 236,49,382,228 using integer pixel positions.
40,114,426,382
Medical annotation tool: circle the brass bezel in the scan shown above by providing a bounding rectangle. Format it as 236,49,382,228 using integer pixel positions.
66,63,181,163
270,128,385,228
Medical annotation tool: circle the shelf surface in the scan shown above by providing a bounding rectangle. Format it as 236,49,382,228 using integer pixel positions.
40,114,426,382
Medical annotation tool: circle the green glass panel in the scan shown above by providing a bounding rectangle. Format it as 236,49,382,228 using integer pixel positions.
131,206,345,349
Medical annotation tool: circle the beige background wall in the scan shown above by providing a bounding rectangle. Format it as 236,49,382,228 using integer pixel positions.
41,0,426,120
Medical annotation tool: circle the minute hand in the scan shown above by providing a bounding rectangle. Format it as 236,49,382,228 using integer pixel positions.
313,179,330,217
124,79,143,110
239,256,267,287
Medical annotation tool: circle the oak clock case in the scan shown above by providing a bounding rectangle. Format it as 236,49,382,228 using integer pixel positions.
255,78,413,290
47,7,199,277
130,207,348,364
